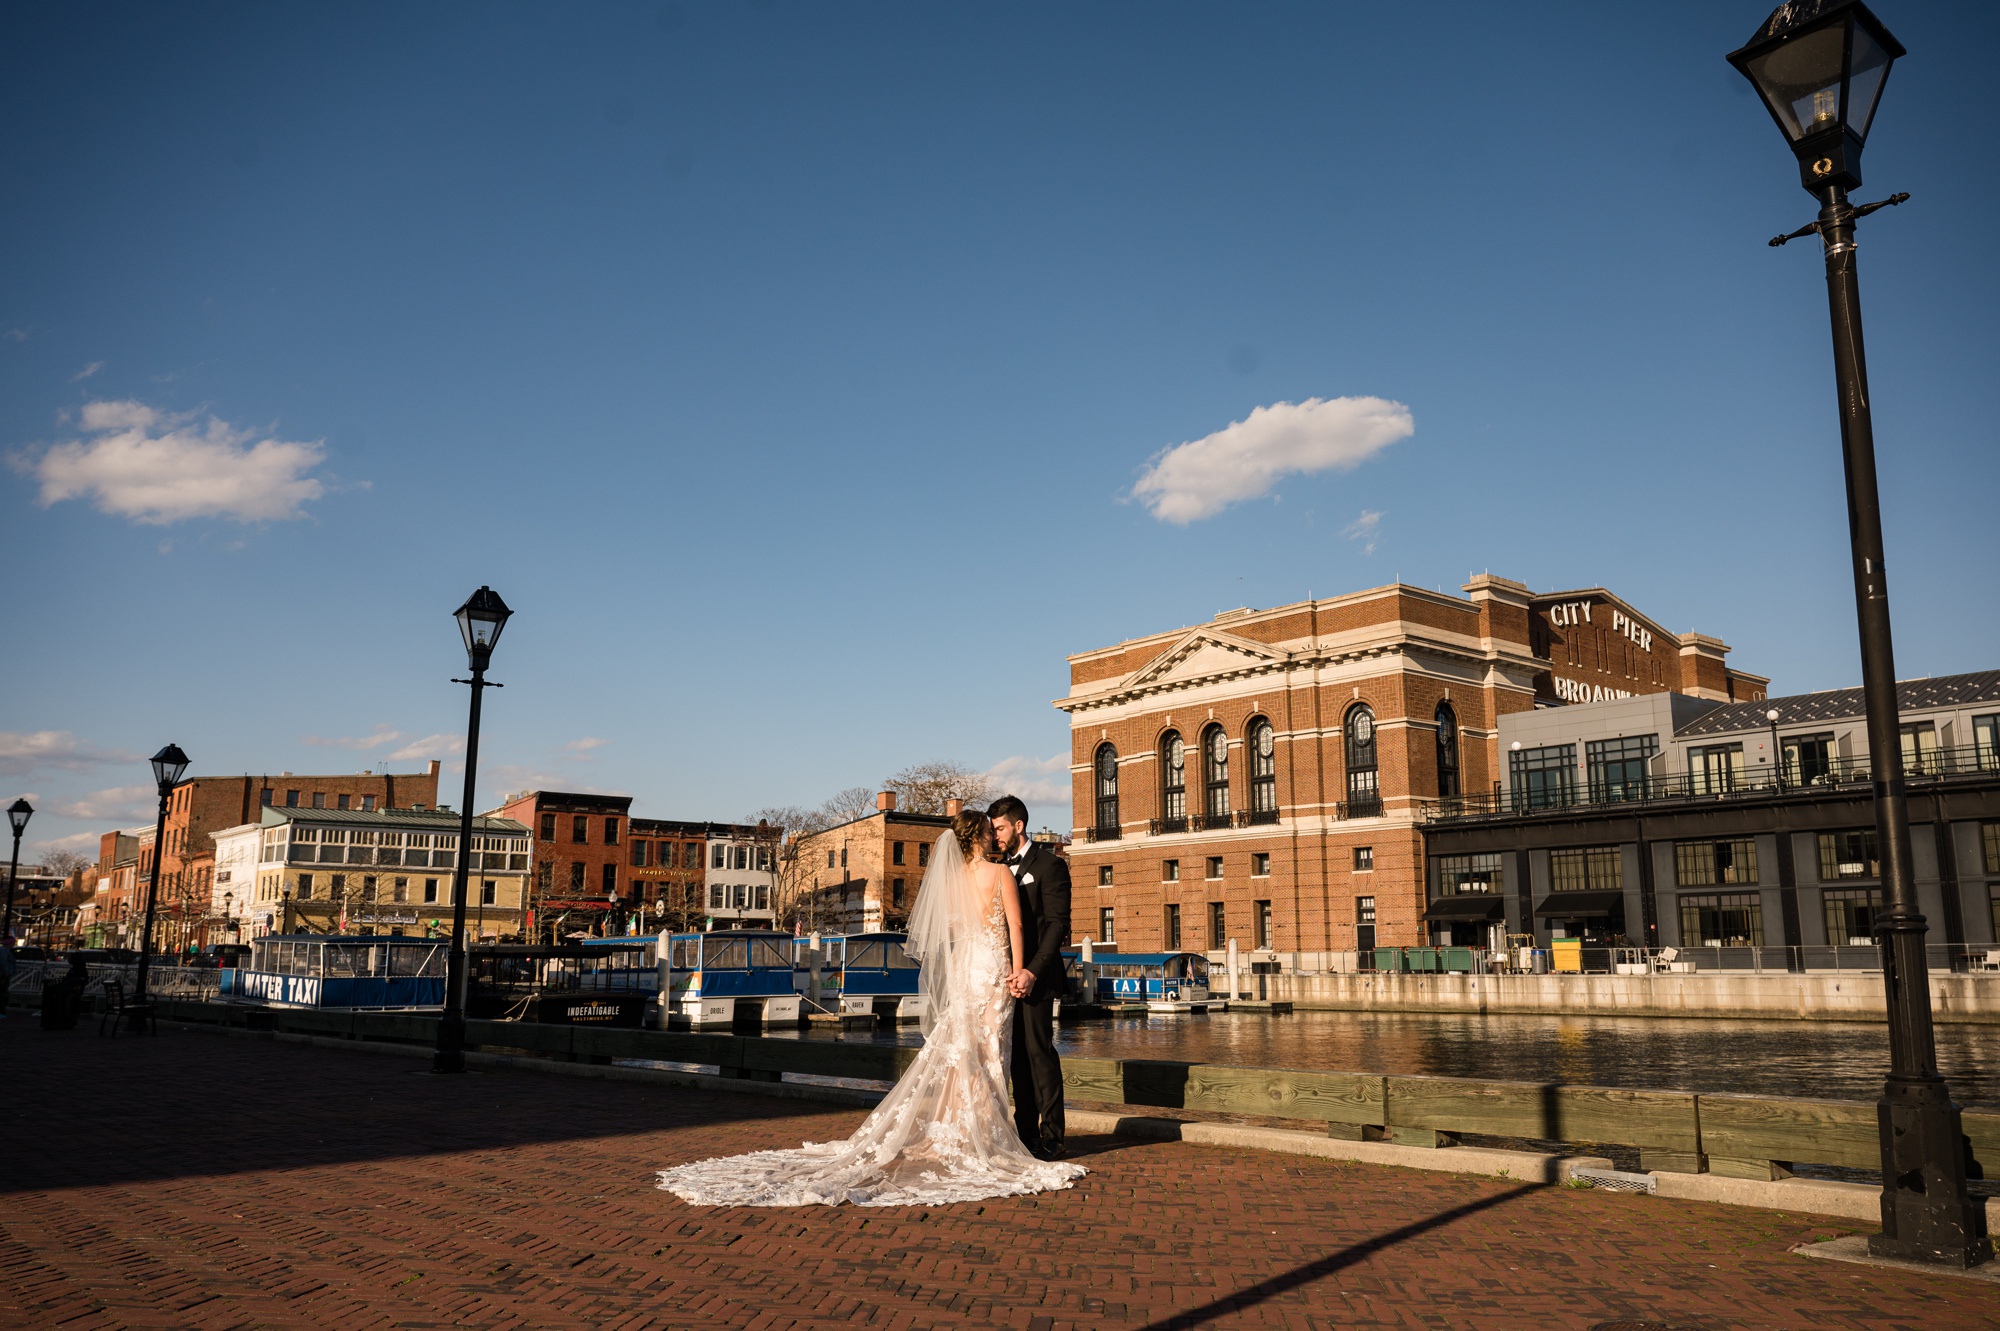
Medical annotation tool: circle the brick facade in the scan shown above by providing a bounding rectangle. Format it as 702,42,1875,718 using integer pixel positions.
1060,577,1764,958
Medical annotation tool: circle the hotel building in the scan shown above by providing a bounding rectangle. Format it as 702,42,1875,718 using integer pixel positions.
1058,576,1767,961
1421,671,2000,953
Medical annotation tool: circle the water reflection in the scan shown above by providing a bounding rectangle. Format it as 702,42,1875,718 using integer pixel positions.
770,1011,2000,1106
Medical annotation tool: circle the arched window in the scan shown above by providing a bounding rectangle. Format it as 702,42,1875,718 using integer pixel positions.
1159,730,1187,830
1344,704,1380,816
1435,703,1461,799
1093,743,1120,837
1248,717,1277,822
1202,724,1230,825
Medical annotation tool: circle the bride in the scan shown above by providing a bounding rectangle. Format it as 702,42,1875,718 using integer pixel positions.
656,811,1086,1206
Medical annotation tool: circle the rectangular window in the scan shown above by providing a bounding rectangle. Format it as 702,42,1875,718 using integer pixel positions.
1163,903,1181,950
1688,743,1745,795
733,846,749,871
1099,907,1115,943
260,787,274,806
1251,853,1270,877
892,878,905,908
361,794,377,812
392,876,408,903
540,813,556,841
602,864,617,894
338,794,351,810
1974,715,2000,772
312,792,326,809
572,816,588,844
721,845,733,870
1984,822,2000,875
481,880,496,906
893,841,906,866
287,789,300,807
1353,846,1374,871
827,849,837,869
424,878,439,904
917,843,930,867
710,885,724,909
1163,858,1180,882
360,875,377,902
1823,887,1883,944
1436,852,1503,895
1782,731,1836,785
733,884,747,908
756,885,770,910
1098,865,1113,887
1818,829,1880,880
568,862,584,891
1208,902,1226,949
1206,856,1224,880
631,840,648,868
1678,892,1763,947
331,873,346,897
604,817,620,845
297,872,314,900
1510,744,1577,810
1550,846,1623,892
1900,722,1939,776
1586,734,1657,802
1254,900,1273,949
1990,887,2000,944
1674,838,1759,887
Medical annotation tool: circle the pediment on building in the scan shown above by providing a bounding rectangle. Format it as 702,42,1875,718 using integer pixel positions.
1123,629,1284,690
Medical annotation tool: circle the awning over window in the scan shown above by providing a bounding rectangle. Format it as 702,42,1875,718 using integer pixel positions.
1533,890,1627,918
1425,894,1506,922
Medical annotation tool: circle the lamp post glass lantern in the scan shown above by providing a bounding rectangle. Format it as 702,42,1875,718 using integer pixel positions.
4,797,31,946
131,744,189,1029
1729,2,1989,1271
434,586,511,1073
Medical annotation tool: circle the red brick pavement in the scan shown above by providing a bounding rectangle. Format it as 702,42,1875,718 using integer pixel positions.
1,1019,1995,1330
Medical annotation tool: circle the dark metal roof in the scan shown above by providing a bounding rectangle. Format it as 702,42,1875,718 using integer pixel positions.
1677,670,2000,737
1533,890,1627,917
1424,894,1506,921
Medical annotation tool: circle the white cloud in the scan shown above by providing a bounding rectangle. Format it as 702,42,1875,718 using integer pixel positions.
34,830,105,857
301,727,405,751
0,730,138,775
562,737,609,757
1129,396,1413,524
71,360,105,382
52,785,159,823
385,733,465,763
4,328,30,343
14,398,328,524
983,755,1072,824
1342,509,1385,555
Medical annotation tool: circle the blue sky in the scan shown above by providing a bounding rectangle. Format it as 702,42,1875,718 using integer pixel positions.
5,2,1997,860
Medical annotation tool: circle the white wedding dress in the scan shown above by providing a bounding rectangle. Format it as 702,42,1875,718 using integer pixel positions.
656,833,1085,1207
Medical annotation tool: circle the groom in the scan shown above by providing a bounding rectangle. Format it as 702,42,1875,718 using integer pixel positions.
988,794,1071,1161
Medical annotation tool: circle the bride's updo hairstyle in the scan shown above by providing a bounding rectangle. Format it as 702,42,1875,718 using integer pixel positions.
950,810,992,859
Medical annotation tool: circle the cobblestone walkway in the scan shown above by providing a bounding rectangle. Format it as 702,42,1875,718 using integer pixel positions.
2,1019,1995,1329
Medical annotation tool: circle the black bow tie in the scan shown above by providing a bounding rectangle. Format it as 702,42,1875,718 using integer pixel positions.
1009,850,1026,864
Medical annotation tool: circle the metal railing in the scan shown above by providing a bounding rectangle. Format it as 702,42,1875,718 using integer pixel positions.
1083,825,1121,843
1337,795,1383,820
1425,742,2000,822
1148,817,1189,836
1373,942,2000,976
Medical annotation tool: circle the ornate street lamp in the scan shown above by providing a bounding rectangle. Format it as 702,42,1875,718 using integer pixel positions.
131,743,190,1031
434,586,512,1073
3,797,31,946
1766,709,1784,788
1729,2,1988,1270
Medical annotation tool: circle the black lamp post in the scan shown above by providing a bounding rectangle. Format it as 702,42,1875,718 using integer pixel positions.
132,743,190,1031
1729,1,1989,1269
1766,709,1785,789
434,585,512,1073
4,797,31,946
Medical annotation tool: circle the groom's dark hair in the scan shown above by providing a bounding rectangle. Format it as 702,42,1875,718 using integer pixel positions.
987,795,1029,827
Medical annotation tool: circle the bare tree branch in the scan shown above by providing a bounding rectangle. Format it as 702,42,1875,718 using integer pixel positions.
883,760,996,816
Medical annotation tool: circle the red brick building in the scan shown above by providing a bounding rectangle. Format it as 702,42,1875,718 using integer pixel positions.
491,791,635,939
1059,577,1767,963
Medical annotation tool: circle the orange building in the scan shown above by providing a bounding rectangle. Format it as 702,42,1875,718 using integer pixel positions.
1058,577,1766,964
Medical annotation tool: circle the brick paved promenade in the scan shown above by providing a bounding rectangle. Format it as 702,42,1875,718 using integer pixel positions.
2,1019,1995,1330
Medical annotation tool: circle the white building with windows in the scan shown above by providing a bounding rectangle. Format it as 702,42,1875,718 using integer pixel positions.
705,827,778,928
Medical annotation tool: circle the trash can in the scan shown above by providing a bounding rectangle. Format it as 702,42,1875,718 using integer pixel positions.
1551,938,1583,973
1373,946,1406,972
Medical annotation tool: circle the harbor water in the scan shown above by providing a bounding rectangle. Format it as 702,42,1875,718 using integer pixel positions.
766,1008,2000,1108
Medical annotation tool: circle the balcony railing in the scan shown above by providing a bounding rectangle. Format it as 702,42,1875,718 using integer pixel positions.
1424,742,2000,823
1246,808,1280,826
1196,812,1234,832
1148,816,1190,836
1083,825,1121,843
1336,795,1383,820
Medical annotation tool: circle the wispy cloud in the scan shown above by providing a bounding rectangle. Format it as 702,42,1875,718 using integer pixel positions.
1129,396,1414,524
983,755,1072,824
385,733,464,763
71,360,105,382
1342,509,1385,555
0,730,139,776
562,737,609,757
6,327,32,343
52,785,158,823
301,726,405,751
13,399,328,524
34,830,105,856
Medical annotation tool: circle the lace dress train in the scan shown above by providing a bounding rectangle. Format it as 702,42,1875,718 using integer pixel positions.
656,887,1084,1207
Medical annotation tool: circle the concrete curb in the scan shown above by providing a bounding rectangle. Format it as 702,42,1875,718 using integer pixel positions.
1794,1234,2000,1283
1650,1167,2000,1229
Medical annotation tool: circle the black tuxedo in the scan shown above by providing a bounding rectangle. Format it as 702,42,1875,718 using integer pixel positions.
1005,838,1070,1151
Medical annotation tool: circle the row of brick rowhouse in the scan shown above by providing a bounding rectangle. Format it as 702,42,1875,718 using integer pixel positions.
1059,576,1769,963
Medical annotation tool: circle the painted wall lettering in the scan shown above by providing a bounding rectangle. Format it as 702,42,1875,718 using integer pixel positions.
1552,677,1633,704
1609,610,1654,653
1547,600,1593,628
